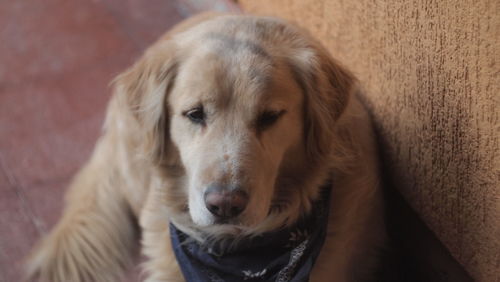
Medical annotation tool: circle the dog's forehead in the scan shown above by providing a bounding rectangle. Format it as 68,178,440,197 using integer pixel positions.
169,17,305,114
172,38,279,110
203,32,271,59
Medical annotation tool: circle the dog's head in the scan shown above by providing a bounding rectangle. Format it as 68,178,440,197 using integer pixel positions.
115,16,355,236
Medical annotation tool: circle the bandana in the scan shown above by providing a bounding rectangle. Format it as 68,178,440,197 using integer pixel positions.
170,186,331,282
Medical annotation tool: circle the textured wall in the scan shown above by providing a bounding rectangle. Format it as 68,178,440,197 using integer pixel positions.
239,1,499,281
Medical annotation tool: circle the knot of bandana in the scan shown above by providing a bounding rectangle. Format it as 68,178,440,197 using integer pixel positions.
170,187,331,282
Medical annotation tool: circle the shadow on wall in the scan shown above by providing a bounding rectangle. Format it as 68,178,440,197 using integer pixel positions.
372,112,473,282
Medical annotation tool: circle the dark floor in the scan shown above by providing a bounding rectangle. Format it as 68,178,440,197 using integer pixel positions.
0,1,238,281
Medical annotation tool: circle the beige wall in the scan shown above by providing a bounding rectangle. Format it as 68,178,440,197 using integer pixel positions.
239,1,499,281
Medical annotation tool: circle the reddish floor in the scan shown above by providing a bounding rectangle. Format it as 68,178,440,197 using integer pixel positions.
0,1,238,281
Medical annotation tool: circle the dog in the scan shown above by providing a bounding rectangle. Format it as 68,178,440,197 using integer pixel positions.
26,13,385,282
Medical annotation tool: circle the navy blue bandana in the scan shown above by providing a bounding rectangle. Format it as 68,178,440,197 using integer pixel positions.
170,187,331,282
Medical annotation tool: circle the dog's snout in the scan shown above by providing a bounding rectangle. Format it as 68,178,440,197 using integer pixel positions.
204,185,249,220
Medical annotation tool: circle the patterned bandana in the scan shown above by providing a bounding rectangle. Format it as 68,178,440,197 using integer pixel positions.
170,187,331,282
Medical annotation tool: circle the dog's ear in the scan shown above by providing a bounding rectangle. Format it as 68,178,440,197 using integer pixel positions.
112,40,178,165
290,46,356,166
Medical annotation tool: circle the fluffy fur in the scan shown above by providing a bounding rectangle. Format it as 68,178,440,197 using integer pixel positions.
26,13,385,282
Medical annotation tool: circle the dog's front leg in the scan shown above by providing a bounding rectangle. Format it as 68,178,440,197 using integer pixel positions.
25,137,139,282
310,173,385,282
140,184,184,282
311,98,386,282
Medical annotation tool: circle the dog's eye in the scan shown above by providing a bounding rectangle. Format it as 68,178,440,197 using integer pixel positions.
257,110,286,129
184,107,205,125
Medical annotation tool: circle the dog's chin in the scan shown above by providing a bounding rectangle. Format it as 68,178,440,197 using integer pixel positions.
190,211,268,237
189,219,244,237
193,215,253,228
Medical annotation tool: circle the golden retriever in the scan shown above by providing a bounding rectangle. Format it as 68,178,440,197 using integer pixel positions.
26,13,385,282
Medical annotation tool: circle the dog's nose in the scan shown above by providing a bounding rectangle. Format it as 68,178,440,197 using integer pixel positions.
204,185,249,220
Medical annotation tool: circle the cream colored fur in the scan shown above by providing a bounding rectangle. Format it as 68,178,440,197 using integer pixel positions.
26,13,385,282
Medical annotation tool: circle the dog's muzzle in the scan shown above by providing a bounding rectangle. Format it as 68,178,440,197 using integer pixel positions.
204,184,249,221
